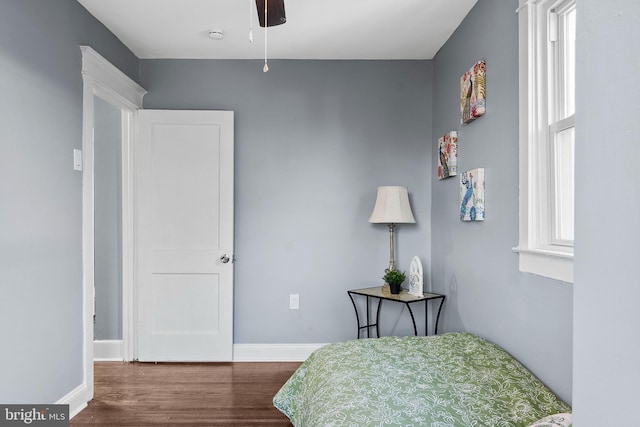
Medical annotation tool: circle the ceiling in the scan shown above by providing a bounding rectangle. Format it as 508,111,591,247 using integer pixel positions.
77,0,477,60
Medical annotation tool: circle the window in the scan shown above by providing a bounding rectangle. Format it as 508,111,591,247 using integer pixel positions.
514,0,576,283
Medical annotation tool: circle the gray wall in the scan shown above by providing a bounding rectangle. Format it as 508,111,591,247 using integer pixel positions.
94,96,122,340
0,0,138,403
573,0,640,424
430,0,573,403
6,1,638,419
140,59,434,342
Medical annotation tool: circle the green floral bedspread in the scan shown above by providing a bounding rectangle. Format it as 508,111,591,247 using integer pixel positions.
273,333,570,427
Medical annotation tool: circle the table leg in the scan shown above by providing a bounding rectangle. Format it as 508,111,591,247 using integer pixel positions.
375,299,382,338
425,299,429,336
406,303,418,336
366,296,371,338
434,296,446,335
348,292,361,339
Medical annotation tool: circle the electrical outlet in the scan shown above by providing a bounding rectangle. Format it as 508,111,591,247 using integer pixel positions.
289,294,299,310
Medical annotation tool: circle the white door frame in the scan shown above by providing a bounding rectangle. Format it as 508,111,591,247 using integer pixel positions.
80,46,146,402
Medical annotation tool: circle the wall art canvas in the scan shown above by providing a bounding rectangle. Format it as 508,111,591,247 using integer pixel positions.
460,168,485,221
437,131,458,179
460,60,486,124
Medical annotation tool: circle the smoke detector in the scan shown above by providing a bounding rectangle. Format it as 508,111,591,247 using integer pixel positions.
208,29,224,40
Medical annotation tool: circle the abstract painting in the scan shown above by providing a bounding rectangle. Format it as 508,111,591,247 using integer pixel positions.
460,60,486,124
460,168,485,221
437,131,458,180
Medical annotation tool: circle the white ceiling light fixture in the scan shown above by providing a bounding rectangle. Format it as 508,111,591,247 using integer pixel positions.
208,29,224,40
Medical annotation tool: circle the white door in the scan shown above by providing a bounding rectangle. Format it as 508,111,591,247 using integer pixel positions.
136,110,234,361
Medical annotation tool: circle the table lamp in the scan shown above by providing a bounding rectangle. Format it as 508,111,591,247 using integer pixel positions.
368,186,416,272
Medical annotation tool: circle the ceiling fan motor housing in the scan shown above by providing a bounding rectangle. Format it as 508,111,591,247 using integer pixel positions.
255,0,286,27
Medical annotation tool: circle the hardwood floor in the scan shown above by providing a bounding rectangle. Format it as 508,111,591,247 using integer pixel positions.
71,362,301,426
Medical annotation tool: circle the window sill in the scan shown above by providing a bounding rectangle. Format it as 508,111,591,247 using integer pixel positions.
512,246,574,283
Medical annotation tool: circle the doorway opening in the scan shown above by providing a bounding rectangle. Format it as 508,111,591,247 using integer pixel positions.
80,46,146,405
93,96,124,360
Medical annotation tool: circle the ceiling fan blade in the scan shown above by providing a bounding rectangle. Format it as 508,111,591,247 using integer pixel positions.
255,0,286,27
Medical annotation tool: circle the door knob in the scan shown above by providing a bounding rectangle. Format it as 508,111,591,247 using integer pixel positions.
220,254,231,263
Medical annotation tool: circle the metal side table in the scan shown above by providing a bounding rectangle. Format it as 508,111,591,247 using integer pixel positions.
348,286,445,338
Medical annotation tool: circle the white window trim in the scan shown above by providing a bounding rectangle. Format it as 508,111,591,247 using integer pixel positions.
513,0,574,284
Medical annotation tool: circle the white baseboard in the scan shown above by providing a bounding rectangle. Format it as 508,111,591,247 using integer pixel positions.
94,340,123,361
57,383,87,419
233,343,327,362
93,341,326,362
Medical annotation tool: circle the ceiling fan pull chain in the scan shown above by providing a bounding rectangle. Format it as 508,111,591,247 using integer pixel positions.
249,0,253,43
263,0,269,72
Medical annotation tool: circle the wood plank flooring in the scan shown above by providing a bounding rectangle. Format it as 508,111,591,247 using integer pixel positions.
71,362,301,426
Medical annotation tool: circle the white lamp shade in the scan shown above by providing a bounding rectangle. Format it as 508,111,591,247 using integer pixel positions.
368,186,416,224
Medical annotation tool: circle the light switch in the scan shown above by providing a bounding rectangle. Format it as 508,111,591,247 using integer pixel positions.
73,149,83,171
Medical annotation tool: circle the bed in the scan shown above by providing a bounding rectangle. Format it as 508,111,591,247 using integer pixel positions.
273,333,571,427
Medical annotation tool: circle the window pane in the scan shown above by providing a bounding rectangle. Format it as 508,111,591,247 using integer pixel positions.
563,7,576,117
553,126,575,242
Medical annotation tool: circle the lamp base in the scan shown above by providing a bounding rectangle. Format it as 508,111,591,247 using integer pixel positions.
386,223,397,272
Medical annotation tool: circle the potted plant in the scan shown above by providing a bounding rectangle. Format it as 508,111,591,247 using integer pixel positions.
383,270,406,295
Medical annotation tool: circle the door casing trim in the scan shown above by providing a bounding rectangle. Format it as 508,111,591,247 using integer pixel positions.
81,46,146,404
